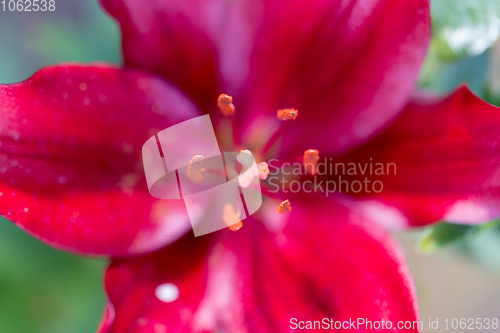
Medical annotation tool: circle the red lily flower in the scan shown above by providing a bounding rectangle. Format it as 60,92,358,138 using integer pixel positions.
3,0,498,331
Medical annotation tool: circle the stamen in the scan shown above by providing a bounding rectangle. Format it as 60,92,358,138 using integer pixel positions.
222,203,243,231
187,155,204,183
276,108,298,121
257,162,270,180
217,93,235,116
260,108,299,156
277,200,292,213
303,149,319,176
216,93,240,147
235,149,269,188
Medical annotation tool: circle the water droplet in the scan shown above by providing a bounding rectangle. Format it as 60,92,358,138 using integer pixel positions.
58,176,68,184
83,98,91,106
155,283,179,303
24,208,28,212
137,318,147,326
62,92,69,100
79,83,87,91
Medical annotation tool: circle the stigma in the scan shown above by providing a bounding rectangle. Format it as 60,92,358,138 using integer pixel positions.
277,200,292,213
235,149,269,188
303,149,319,176
222,203,243,231
217,93,235,116
277,108,298,121
187,155,204,183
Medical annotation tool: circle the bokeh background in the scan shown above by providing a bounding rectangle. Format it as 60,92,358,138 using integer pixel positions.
0,0,500,332
0,1,117,332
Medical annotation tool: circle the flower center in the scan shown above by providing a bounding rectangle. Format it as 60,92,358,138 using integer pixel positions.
212,93,321,231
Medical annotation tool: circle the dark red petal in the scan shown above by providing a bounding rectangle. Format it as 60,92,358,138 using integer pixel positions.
0,64,199,255
334,86,500,226
101,0,430,155
100,233,212,333
100,0,220,112
99,197,419,332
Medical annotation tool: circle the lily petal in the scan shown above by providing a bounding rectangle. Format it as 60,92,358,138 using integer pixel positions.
101,0,430,155
335,86,500,226
0,64,199,255
99,197,419,332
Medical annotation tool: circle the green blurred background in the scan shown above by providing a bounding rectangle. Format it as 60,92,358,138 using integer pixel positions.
0,0,500,332
0,1,119,332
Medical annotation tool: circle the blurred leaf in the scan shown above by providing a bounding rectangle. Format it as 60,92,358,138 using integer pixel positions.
462,223,500,273
27,6,120,65
0,218,107,333
483,41,500,105
0,2,117,332
482,87,500,106
430,0,500,61
418,49,488,94
0,0,119,84
417,221,497,253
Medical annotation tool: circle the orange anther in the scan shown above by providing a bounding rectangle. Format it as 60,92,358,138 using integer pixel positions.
187,155,204,183
222,203,243,231
303,149,319,176
217,93,235,116
277,200,292,213
277,108,298,121
228,221,243,231
235,149,269,188
257,162,269,180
